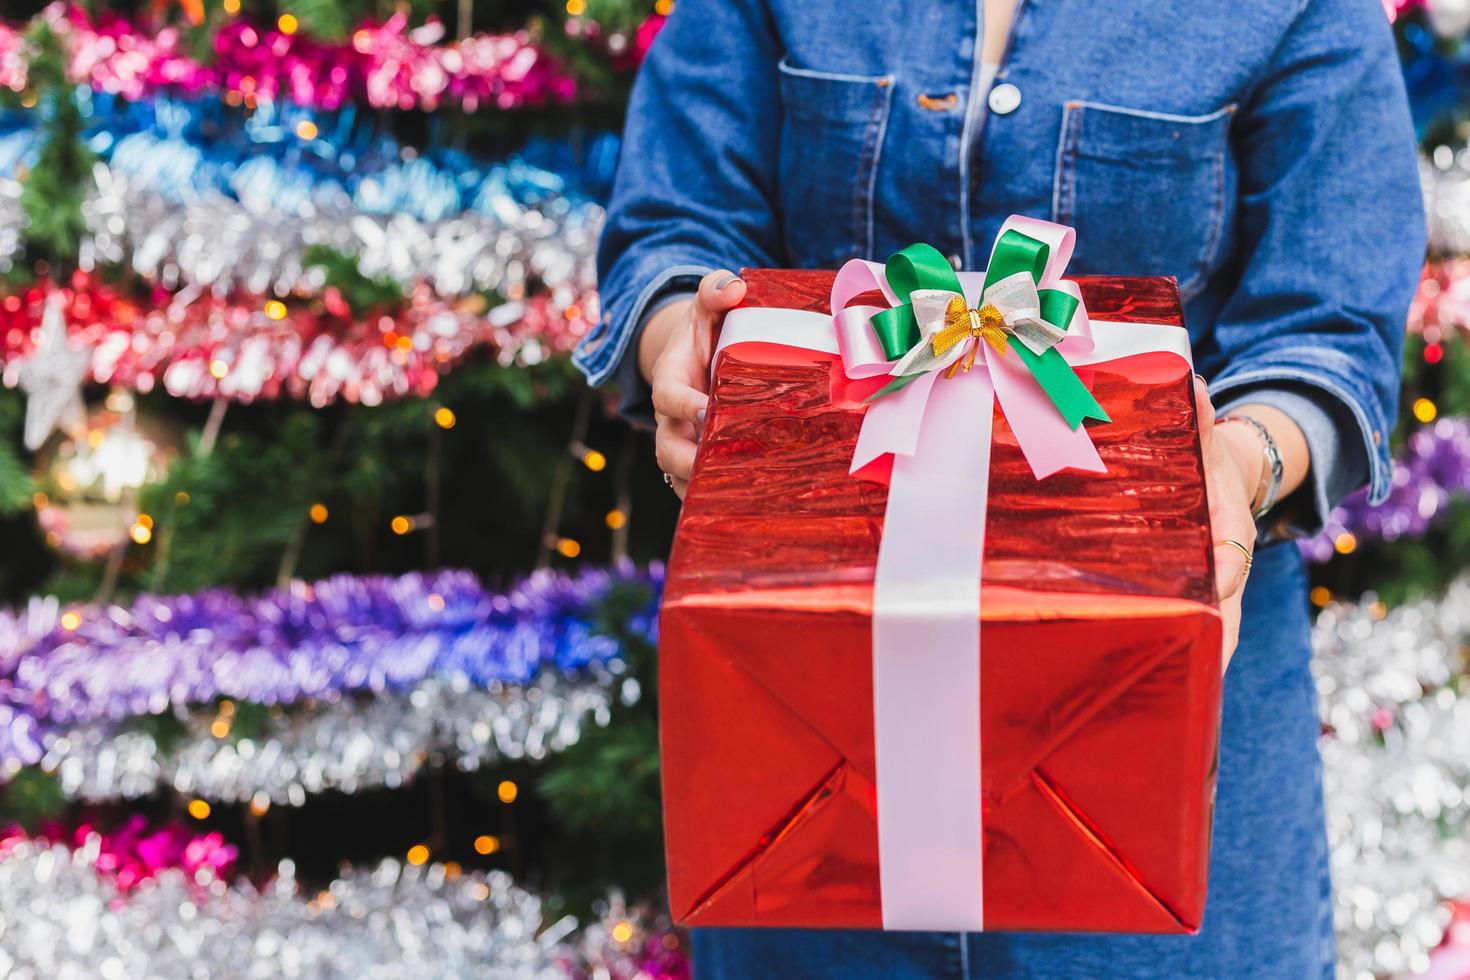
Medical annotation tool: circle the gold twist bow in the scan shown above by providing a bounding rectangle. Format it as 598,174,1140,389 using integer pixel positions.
930,295,1008,375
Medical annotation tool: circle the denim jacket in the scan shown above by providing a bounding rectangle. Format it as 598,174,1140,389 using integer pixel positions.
575,0,1425,528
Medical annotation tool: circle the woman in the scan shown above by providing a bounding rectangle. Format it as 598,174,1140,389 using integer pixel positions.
574,0,1424,975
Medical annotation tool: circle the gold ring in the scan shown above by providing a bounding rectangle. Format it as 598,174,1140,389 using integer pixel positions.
1214,538,1253,571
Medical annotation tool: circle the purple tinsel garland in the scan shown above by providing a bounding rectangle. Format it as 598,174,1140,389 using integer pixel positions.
1300,417,1470,562
0,564,661,768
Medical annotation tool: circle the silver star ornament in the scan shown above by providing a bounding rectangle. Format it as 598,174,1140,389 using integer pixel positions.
18,297,90,451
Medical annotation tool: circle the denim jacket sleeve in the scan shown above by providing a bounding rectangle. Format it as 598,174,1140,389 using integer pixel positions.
1204,0,1425,509
571,0,783,391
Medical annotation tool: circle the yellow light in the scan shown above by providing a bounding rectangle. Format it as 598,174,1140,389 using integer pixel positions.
188,799,211,820
210,719,230,738
394,335,413,352
264,300,287,320
497,780,518,804
222,0,240,13
1309,586,1332,607
60,611,81,631
1413,398,1438,423
277,13,299,34
219,700,235,718
605,509,627,530
654,0,674,14
1334,532,1358,555
444,862,462,878
434,407,457,429
249,793,270,816
87,429,105,449
175,491,190,506
611,921,635,944
209,359,229,379
130,523,152,545
473,835,501,855
32,491,48,509
391,515,413,535
1370,600,1388,620
582,449,607,472
309,503,329,524
471,882,490,900
427,593,445,611
295,120,319,140
556,538,581,558
406,844,430,866
566,0,587,14
136,513,154,529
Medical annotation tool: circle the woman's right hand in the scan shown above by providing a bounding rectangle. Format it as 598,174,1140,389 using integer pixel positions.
641,269,747,497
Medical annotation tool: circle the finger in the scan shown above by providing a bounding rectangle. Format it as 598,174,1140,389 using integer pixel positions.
653,377,709,427
671,475,690,500
1219,589,1243,675
1193,374,1216,432
1213,537,1253,602
655,422,699,482
694,269,747,319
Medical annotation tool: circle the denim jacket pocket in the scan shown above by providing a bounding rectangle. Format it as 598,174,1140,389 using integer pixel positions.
1052,101,1235,300
776,58,895,267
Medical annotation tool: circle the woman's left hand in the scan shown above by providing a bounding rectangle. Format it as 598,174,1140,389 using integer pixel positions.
1194,377,1265,673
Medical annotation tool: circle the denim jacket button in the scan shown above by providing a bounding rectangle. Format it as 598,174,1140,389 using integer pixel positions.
988,82,1021,115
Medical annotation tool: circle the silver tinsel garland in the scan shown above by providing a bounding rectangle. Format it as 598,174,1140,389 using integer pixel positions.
82,164,603,302
1315,578,1470,979
0,842,574,979
35,668,632,806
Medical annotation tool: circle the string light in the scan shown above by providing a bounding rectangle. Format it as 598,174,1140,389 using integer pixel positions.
249,793,270,816
174,491,190,505
219,700,235,718
187,799,211,820
611,921,635,944
209,718,230,738
31,491,47,509
605,509,627,530
406,845,429,866
555,538,581,558
1310,586,1332,607
434,407,456,429
566,0,587,14
582,449,607,472
277,13,299,34
222,0,240,13
264,300,287,320
60,611,81,631
473,835,501,855
209,359,229,379
391,515,413,535
309,503,329,524
497,780,518,804
1425,342,1444,365
130,520,152,545
1413,398,1438,423
295,120,319,140
654,0,675,14
426,593,445,611
1334,532,1358,555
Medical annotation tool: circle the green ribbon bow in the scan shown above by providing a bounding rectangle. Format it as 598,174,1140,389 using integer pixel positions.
865,233,1109,429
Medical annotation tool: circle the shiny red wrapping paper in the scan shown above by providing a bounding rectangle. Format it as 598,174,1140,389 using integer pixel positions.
661,269,1222,934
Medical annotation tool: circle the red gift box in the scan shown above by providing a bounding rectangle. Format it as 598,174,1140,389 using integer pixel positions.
660,267,1222,933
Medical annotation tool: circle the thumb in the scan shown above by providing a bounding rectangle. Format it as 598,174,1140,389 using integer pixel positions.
696,270,747,319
